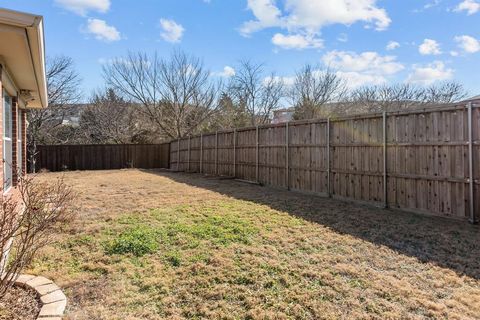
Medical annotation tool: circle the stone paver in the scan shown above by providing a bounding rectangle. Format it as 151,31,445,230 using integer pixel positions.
36,283,60,296
14,274,35,284
40,289,66,304
25,276,53,288
16,274,67,319
38,299,67,317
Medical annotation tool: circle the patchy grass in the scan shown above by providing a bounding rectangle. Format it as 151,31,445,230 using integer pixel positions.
29,169,480,320
104,227,159,257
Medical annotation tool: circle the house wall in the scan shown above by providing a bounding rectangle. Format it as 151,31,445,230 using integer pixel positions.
0,63,29,275
0,64,4,189
0,63,29,194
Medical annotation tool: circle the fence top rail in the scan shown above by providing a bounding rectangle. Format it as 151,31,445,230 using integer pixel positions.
170,101,479,144
37,143,171,148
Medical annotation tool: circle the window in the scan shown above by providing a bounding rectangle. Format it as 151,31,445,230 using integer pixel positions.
3,90,12,191
17,111,22,174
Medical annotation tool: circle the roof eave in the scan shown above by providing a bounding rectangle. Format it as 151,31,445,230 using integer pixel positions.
0,7,48,109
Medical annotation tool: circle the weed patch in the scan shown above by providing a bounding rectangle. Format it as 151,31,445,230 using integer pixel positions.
104,227,159,257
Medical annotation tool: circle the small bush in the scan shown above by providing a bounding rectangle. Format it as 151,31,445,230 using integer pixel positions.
105,228,158,257
0,175,75,299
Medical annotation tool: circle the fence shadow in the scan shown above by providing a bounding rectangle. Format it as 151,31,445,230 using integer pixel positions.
142,169,480,280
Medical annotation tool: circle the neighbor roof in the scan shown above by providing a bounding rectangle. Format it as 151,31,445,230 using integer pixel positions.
0,7,47,108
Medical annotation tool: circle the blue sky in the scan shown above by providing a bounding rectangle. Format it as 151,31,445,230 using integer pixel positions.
3,0,480,98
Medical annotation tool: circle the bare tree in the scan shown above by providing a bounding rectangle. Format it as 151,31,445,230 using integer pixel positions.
346,81,468,114
423,81,467,104
103,50,220,139
79,88,157,144
290,64,347,120
347,83,426,113
228,60,285,125
27,56,82,169
0,175,75,298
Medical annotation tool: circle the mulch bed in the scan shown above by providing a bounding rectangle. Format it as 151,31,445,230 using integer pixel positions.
0,285,40,320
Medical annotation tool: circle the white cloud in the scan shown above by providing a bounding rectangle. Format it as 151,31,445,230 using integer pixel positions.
240,0,282,35
454,35,480,53
240,0,390,49
159,19,185,43
419,39,442,55
322,50,404,88
386,41,400,50
413,0,441,12
407,61,453,85
85,19,121,42
55,0,110,15
424,0,441,9
271,33,323,49
216,66,236,77
454,0,480,15
322,51,404,75
263,75,295,87
337,71,387,88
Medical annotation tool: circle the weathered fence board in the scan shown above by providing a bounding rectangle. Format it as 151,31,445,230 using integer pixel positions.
35,143,170,172
170,102,480,222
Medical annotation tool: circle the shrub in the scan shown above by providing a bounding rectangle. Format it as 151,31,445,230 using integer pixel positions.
0,175,75,299
105,228,158,257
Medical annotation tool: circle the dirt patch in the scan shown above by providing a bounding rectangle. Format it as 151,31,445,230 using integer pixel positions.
30,169,480,319
0,286,40,320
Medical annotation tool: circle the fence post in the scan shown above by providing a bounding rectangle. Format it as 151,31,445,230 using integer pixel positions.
187,136,191,172
286,122,290,190
256,126,259,182
200,133,203,174
233,129,236,178
383,112,388,208
215,131,219,176
327,118,331,197
468,102,477,224
177,139,180,171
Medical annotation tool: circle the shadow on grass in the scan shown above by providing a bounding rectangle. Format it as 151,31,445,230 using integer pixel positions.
142,169,480,280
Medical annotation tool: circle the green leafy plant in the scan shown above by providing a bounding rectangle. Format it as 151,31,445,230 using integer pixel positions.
105,227,159,257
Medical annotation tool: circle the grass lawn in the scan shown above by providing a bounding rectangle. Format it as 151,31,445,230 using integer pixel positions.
31,169,480,319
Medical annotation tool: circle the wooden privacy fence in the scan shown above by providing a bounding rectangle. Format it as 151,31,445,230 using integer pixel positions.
34,143,170,172
171,101,480,222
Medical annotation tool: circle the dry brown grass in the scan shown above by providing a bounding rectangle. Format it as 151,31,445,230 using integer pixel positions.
30,169,480,320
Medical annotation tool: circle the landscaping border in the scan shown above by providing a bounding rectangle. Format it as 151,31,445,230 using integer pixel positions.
15,275,66,319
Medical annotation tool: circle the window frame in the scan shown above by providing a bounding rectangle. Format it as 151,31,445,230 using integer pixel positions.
2,89,13,192
17,110,22,175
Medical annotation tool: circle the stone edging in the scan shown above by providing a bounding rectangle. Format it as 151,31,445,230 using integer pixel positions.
15,275,66,320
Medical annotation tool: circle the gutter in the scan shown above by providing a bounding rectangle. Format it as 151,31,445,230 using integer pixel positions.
0,7,48,109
